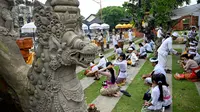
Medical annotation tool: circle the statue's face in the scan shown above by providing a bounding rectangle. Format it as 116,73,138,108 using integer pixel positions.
70,44,97,67
61,41,97,68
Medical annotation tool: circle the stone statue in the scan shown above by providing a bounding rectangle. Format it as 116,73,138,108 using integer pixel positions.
0,0,97,111
0,0,18,37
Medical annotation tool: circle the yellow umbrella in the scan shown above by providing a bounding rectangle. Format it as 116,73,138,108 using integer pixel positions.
122,24,128,28
126,24,133,28
115,24,123,29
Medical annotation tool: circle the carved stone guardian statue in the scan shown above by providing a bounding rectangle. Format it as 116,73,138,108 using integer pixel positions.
0,0,97,112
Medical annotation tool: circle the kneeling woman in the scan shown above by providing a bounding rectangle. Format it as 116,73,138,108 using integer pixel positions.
114,53,128,86
98,62,120,96
174,54,200,81
142,74,172,111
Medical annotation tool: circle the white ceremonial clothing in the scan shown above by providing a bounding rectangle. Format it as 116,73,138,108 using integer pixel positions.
147,86,163,110
194,53,200,65
188,30,196,39
157,37,177,68
106,31,110,42
153,64,166,75
144,43,153,52
130,43,136,50
91,65,98,72
157,29,163,38
128,31,133,41
162,86,172,107
145,64,166,84
98,35,103,42
115,48,122,57
139,46,147,56
113,60,127,78
112,35,118,46
97,57,108,68
128,52,138,65
182,34,187,41
149,40,155,49
116,34,120,41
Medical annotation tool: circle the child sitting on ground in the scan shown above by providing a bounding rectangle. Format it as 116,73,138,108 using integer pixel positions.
126,47,139,67
142,74,172,111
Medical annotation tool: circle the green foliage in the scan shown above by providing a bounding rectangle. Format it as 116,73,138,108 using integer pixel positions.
198,0,200,3
123,0,191,30
96,6,126,29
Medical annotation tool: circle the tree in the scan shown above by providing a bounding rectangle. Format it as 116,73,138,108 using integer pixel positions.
197,0,200,3
96,6,126,29
123,0,191,31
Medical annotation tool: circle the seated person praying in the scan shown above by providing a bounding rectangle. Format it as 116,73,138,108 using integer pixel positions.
142,57,166,86
98,62,120,97
144,40,153,53
115,45,123,58
85,62,102,77
138,43,147,59
94,54,108,80
174,54,200,80
126,47,138,67
114,53,128,86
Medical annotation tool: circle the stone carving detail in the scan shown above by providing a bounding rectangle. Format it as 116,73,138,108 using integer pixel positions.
26,0,97,111
0,0,18,38
0,0,97,112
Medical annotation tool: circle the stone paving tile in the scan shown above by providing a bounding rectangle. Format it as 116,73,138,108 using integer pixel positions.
91,58,148,112
195,82,200,96
165,56,172,112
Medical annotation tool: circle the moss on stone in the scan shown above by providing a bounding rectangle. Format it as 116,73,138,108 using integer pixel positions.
0,41,9,54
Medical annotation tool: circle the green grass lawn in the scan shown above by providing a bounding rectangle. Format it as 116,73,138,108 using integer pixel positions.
172,49,200,112
112,56,153,112
77,69,86,80
84,66,119,104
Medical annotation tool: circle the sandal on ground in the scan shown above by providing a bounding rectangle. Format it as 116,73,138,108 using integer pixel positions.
165,69,171,73
120,90,131,97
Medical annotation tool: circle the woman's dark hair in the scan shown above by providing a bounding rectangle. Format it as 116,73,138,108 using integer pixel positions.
120,53,126,60
129,41,132,45
106,62,116,84
181,54,194,59
180,54,188,59
188,54,194,59
115,45,119,48
152,74,169,101
139,43,143,46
